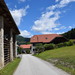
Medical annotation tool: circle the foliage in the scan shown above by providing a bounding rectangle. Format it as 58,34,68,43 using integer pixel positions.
34,40,74,54
35,43,44,54
35,45,75,75
63,28,75,39
26,49,30,54
17,47,22,54
35,46,44,53
57,40,74,48
63,40,74,46
35,43,43,46
44,43,55,50
0,58,21,75
16,35,30,45
57,43,64,48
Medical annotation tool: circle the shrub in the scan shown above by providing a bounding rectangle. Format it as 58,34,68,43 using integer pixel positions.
26,49,30,54
66,40,74,46
35,43,43,46
63,42,68,46
17,47,22,54
57,41,74,48
44,43,55,50
35,46,44,53
57,43,64,48
63,41,74,46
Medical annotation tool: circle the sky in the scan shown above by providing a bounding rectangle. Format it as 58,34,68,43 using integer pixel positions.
5,0,75,38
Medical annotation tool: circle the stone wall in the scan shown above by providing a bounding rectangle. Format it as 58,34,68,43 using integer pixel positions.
0,16,4,69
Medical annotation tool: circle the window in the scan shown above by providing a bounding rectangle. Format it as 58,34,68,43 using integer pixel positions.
46,37,48,39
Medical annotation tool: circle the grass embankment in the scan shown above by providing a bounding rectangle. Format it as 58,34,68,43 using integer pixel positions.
0,58,21,75
35,45,75,75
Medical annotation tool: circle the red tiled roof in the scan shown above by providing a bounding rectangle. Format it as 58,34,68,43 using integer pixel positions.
30,34,63,43
20,44,32,49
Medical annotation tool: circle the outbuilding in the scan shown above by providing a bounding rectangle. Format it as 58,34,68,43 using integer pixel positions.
20,44,32,54
0,0,20,69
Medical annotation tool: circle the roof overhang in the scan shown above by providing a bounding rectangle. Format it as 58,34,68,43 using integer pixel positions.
0,0,20,34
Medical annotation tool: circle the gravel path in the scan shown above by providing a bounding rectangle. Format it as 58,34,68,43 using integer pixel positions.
14,54,70,75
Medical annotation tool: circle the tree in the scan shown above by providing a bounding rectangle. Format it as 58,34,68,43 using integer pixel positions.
63,28,75,39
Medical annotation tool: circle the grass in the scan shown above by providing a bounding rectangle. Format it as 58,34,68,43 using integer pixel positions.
0,58,21,75
35,45,75,75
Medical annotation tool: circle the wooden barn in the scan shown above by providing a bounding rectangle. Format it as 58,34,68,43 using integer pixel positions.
0,0,20,69
30,34,68,53
30,34,68,45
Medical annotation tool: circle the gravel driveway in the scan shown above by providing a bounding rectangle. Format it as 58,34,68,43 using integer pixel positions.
14,54,70,75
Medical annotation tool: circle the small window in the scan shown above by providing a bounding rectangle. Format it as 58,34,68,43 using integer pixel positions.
46,37,48,39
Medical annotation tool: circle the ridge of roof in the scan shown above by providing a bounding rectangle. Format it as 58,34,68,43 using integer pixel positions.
30,34,63,43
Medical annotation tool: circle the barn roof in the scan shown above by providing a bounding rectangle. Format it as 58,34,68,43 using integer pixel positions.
20,44,32,49
30,34,63,43
0,0,20,34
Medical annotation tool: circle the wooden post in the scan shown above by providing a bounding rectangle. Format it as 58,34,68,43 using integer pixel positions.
15,40,18,57
0,16,4,69
30,44,34,54
10,29,13,61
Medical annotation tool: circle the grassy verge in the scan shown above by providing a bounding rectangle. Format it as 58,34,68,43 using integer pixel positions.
0,58,21,75
35,45,75,75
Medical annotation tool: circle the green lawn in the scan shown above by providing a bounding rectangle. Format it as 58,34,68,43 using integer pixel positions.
0,58,21,75
35,45,75,75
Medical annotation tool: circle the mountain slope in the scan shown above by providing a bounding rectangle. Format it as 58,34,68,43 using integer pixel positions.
16,35,30,45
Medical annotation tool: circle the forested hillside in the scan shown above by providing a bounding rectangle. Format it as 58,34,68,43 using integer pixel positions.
16,35,30,45
16,28,75,45
63,28,75,39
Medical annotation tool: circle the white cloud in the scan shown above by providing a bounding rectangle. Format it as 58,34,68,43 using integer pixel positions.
55,0,60,2
54,28,60,30
47,0,75,10
32,0,75,34
14,5,17,8
54,26,66,30
59,0,75,8
10,5,29,26
68,26,72,29
42,32,51,34
20,30,32,37
57,32,65,34
32,11,61,33
55,0,59,2
19,0,26,2
68,25,75,29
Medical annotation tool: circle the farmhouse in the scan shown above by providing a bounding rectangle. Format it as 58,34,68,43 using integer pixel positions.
30,34,68,53
20,44,32,54
0,0,20,69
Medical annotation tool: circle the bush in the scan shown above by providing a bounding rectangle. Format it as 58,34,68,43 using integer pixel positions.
63,42,68,46
57,41,74,48
35,46,44,53
35,43,43,46
17,47,22,54
65,40,74,46
63,41,74,46
26,49,30,54
44,43,55,50
57,43,64,48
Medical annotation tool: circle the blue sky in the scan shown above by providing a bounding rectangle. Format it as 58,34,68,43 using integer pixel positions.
5,0,75,37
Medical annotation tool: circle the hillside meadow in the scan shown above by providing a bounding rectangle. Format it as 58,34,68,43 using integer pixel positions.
35,45,75,75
